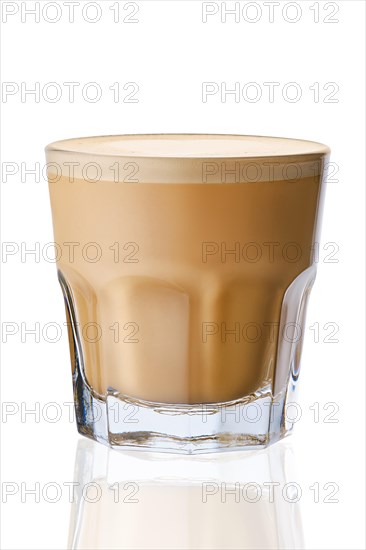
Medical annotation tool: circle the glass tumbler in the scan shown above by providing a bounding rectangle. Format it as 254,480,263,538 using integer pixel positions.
45,134,330,453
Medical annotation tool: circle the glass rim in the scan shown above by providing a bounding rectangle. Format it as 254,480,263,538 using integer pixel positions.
45,134,330,183
45,133,331,161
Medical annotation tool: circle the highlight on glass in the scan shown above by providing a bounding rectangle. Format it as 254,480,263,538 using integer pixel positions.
45,134,330,453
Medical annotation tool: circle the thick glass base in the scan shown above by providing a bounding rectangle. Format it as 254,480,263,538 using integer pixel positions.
75,375,291,454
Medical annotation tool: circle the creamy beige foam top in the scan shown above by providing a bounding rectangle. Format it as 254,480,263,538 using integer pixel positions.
46,134,329,158
45,134,330,183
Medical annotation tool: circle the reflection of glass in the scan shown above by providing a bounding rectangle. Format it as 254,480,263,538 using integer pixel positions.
68,439,304,549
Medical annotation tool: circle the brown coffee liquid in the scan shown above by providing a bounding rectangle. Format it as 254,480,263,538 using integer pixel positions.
49,173,321,404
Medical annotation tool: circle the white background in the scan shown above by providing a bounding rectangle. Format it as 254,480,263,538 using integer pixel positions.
1,1,365,549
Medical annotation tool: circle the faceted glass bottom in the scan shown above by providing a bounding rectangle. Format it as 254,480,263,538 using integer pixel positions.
74,374,292,454
62,266,315,454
